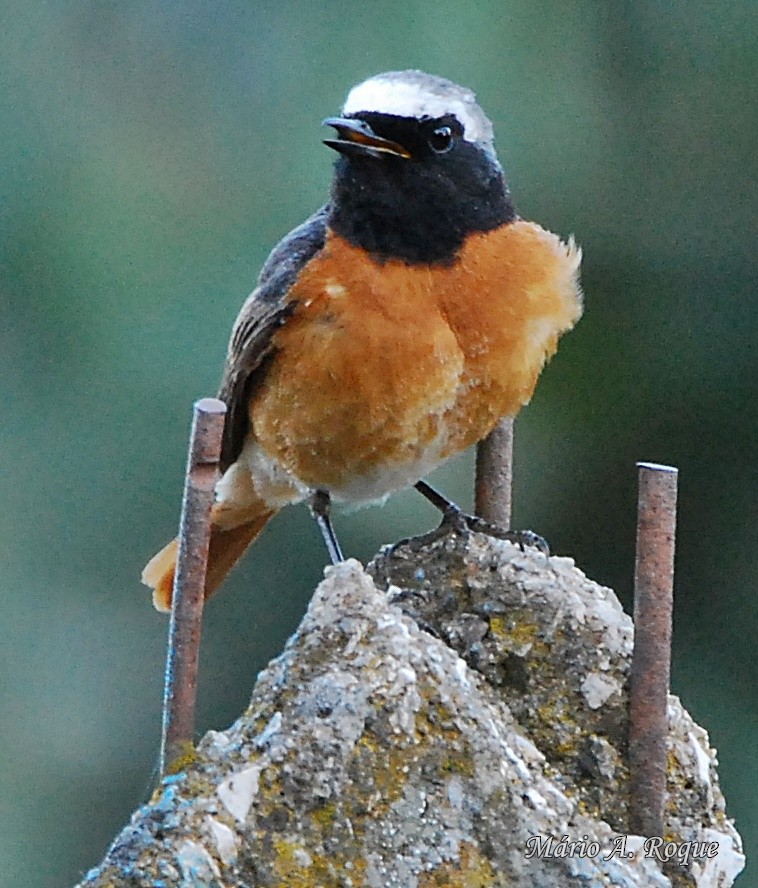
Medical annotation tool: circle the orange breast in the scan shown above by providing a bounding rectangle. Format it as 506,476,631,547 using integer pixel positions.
249,220,581,501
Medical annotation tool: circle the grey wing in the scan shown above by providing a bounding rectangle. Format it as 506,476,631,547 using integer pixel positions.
218,205,329,471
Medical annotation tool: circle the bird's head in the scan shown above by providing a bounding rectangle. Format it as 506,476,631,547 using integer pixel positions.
323,70,515,263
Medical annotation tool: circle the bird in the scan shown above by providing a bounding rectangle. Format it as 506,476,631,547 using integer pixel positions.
142,69,582,612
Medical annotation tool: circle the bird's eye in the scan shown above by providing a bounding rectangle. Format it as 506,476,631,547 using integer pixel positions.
428,125,454,153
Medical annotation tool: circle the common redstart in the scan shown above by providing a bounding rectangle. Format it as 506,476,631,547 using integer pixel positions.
143,70,582,611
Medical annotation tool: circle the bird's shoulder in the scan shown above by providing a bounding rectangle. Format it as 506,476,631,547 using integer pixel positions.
218,205,329,469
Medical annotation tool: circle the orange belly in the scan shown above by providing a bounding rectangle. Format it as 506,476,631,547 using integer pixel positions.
248,220,581,504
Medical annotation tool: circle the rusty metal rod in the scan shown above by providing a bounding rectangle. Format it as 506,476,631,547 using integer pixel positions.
160,397,227,776
475,417,514,528
628,461,678,837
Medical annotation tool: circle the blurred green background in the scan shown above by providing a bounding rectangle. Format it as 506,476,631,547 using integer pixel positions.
1,1,755,885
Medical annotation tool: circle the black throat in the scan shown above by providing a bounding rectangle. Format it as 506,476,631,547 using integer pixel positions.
327,127,516,264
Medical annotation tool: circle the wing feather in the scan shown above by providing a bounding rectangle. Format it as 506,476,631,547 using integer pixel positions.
218,206,328,470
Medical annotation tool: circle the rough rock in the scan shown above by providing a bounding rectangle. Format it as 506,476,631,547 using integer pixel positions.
77,532,745,887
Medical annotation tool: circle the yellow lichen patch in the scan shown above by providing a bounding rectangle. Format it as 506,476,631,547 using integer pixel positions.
256,768,285,808
349,731,410,816
311,801,337,830
488,615,538,643
271,836,369,888
536,700,578,733
553,737,580,758
530,699,583,766
439,753,476,779
414,692,476,780
487,615,550,659
184,770,216,799
272,837,330,887
418,841,504,887
163,742,198,776
575,796,605,821
487,615,507,637
415,689,463,739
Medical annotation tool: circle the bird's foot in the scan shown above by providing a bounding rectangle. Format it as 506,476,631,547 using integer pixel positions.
433,503,549,555
407,479,549,555
464,513,550,555
386,502,549,559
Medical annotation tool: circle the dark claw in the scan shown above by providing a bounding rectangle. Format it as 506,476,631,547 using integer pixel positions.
410,479,549,554
415,619,443,640
441,509,550,556
386,511,549,559
465,517,550,556
388,587,429,605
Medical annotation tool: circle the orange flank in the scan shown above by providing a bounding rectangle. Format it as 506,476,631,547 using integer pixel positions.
251,221,581,497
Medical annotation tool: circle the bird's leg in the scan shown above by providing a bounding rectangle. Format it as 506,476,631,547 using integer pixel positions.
413,480,549,554
413,480,471,534
310,489,344,564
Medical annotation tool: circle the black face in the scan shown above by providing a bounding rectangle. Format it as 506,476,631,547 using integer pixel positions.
326,112,516,264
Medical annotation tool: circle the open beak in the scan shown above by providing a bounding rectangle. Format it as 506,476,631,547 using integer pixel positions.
322,116,412,159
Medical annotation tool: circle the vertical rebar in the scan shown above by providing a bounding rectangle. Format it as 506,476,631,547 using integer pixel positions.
475,417,514,528
160,397,226,776
628,461,678,837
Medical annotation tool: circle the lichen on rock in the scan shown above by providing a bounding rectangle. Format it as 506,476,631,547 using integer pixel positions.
77,532,745,888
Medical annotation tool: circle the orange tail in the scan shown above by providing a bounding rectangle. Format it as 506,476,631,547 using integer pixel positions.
142,504,275,613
